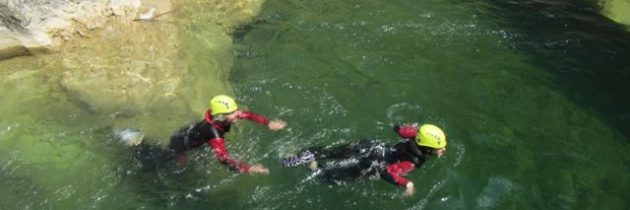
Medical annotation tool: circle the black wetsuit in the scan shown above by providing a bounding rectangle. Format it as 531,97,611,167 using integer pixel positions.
168,110,270,173
302,139,431,186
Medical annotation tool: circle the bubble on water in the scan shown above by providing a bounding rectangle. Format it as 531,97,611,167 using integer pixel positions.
386,102,424,122
381,24,397,33
54,185,76,201
451,140,465,167
251,185,270,202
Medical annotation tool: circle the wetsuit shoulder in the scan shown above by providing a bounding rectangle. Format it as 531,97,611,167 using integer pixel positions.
169,119,225,153
194,120,223,140
393,140,427,166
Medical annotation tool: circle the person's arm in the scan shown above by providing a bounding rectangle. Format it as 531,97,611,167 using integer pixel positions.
208,138,250,173
394,123,418,139
237,111,269,125
238,111,286,130
385,161,416,196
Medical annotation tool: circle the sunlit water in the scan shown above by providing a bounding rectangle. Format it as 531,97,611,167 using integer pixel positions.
1,0,630,209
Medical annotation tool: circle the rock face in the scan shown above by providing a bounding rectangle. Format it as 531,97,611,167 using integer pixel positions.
0,0,177,115
0,32,27,59
0,0,142,58
57,3,178,112
0,0,265,138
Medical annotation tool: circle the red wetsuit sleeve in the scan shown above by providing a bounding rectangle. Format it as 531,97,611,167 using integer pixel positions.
397,124,418,139
238,111,270,125
386,161,416,187
208,138,250,173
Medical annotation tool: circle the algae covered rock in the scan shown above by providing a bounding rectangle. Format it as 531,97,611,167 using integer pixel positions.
601,0,630,26
1,0,266,138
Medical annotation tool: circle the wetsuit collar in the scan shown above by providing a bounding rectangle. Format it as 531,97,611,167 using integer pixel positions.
205,109,226,131
407,140,425,157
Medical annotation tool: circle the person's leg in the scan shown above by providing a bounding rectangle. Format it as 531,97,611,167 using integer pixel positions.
282,149,316,167
168,127,190,167
282,140,381,167
303,140,377,159
316,141,390,183
318,140,384,158
282,143,352,167
131,141,176,168
309,142,363,159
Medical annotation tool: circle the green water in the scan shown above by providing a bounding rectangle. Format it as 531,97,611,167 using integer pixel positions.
1,0,630,209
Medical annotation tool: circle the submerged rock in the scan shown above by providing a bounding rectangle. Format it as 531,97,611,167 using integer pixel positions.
601,0,630,27
1,0,265,139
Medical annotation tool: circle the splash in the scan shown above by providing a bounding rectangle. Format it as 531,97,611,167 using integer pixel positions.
114,128,144,146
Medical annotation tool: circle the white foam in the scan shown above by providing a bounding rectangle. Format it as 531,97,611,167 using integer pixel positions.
114,128,144,146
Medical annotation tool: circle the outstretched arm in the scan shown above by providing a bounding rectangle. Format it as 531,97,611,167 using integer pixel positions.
208,138,251,173
238,111,286,130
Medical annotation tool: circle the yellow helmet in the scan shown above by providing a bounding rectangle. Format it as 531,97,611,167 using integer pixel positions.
209,95,238,115
415,124,446,149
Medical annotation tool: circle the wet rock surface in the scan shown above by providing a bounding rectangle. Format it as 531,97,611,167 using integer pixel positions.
0,0,264,138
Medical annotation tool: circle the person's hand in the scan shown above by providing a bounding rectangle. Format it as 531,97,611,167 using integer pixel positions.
268,119,287,131
399,123,419,128
403,182,415,197
248,164,270,175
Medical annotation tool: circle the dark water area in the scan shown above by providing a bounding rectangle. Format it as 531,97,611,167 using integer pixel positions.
486,0,630,141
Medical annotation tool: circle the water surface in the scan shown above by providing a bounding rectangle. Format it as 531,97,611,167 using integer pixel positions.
1,0,629,209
